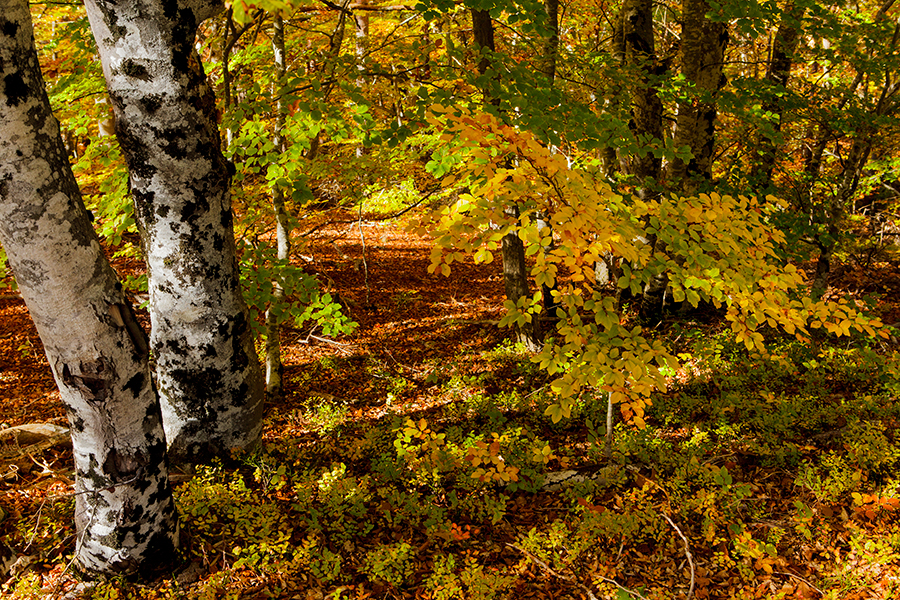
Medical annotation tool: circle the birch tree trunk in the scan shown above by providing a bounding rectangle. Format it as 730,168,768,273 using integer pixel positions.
265,13,290,400
84,0,264,463
0,1,177,575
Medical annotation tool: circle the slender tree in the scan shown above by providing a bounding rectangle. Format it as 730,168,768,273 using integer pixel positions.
83,0,265,463
642,0,728,322
613,0,663,195
0,0,177,574
265,12,291,400
471,7,541,351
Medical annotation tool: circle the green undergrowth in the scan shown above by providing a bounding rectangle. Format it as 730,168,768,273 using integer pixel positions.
5,331,900,599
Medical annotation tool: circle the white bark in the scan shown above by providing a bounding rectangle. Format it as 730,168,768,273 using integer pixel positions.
265,14,289,400
0,0,177,575
84,0,264,463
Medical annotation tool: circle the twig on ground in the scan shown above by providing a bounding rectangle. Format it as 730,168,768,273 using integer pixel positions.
357,202,370,305
662,513,695,600
507,543,599,600
508,543,652,600
774,571,825,596
304,333,352,347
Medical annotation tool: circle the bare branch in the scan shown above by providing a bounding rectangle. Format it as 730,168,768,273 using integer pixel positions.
662,513,695,600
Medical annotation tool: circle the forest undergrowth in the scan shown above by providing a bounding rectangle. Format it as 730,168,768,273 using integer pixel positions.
2,215,900,600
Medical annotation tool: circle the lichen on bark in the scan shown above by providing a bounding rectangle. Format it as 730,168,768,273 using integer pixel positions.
0,0,177,576
84,0,264,464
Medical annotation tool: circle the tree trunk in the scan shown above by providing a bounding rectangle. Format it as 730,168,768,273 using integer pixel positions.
668,0,729,193
540,0,559,82
614,0,664,193
643,0,727,322
84,0,265,464
471,9,541,350
0,1,177,575
265,13,290,400
751,2,805,193
355,0,370,88
471,8,499,107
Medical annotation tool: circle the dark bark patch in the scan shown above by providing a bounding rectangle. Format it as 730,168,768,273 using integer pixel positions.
13,259,46,287
139,94,163,114
168,367,221,407
124,372,145,398
164,338,189,358
160,129,188,159
179,197,208,226
61,359,112,402
3,73,29,107
1,19,18,37
121,59,151,81
148,476,170,505
93,3,127,39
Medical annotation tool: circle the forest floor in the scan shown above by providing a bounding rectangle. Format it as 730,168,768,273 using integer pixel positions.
2,214,900,600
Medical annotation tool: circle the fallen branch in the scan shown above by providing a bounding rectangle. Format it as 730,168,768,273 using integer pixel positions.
0,423,69,443
14,434,72,459
774,571,825,597
507,543,600,600
662,513,695,600
508,543,653,600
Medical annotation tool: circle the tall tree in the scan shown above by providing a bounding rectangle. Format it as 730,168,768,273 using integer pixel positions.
471,7,541,351
265,12,291,400
642,0,728,321
83,0,264,463
668,0,729,192
540,0,560,82
0,0,176,574
613,0,663,195
750,1,806,193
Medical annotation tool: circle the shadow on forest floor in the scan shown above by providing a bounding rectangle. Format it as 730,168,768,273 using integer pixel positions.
3,218,900,599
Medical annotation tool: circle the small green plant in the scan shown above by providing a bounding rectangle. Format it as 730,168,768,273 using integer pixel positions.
390,289,421,310
304,396,349,436
289,535,343,584
425,553,464,600
362,541,415,588
290,463,374,542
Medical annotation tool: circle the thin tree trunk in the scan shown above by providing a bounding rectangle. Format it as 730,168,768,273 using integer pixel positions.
84,0,265,464
538,0,561,326
643,0,727,322
614,0,663,193
471,8,498,104
471,8,541,350
265,13,290,400
0,1,176,574
803,7,897,297
355,0,370,89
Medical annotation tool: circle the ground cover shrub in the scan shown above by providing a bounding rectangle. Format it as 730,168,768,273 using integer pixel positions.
176,464,293,571
5,317,899,599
